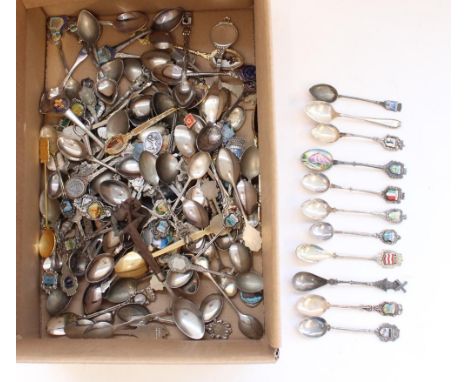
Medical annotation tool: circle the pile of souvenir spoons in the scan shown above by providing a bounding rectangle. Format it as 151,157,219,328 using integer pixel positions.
38,8,265,341
293,84,406,342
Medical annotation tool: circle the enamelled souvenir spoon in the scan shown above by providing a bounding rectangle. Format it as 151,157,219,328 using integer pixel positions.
301,198,406,223
309,84,402,112
309,221,401,245
295,244,402,268
310,123,404,150
305,101,401,128
297,294,403,317
302,149,406,179
299,317,400,342
301,173,404,203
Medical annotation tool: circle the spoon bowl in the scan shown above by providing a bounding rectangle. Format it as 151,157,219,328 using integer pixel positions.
99,180,131,206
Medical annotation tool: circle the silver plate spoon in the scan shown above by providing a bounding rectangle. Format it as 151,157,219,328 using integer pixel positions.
299,317,400,342
83,283,103,314
310,124,404,150
98,179,131,206
85,253,114,283
240,146,260,181
141,49,172,71
100,11,148,33
174,124,197,158
296,243,403,268
297,294,403,317
182,199,210,229
99,59,124,82
305,101,401,128
309,221,401,245
77,10,101,65
228,242,252,273
46,289,71,316
301,198,406,224
200,293,224,323
194,256,263,339
235,272,263,294
301,173,405,203
236,179,258,215
156,152,180,184
106,109,129,138
151,8,184,32
309,84,402,112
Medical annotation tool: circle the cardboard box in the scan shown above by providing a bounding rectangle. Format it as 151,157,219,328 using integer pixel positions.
16,0,280,363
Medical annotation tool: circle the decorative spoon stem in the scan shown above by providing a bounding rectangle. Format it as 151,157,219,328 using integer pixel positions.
338,113,401,128
339,94,402,112
328,278,407,292
339,132,404,150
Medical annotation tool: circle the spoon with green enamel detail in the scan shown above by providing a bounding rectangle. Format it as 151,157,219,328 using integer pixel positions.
302,148,406,179
301,173,405,203
301,198,406,223
295,243,403,268
299,317,400,342
292,271,407,293
305,101,401,128
297,294,403,317
310,124,404,150
309,84,402,112
309,222,401,245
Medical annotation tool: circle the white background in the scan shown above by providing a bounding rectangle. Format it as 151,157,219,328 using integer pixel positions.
14,0,464,381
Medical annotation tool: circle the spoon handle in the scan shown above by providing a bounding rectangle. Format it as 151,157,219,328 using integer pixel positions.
174,45,213,60
334,253,379,263
61,47,88,88
330,278,407,292
338,113,401,128
64,109,104,148
333,207,386,219
112,29,150,52
338,95,402,112
129,107,178,138
332,229,379,239
330,183,384,197
333,159,386,171
329,325,374,335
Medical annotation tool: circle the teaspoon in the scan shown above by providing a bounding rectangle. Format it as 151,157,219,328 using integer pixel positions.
310,124,404,150
297,295,402,317
100,12,148,33
296,243,402,268
302,149,406,179
309,84,402,112
301,198,406,223
305,101,401,128
299,317,400,342
302,173,405,203
292,271,408,293
309,221,401,245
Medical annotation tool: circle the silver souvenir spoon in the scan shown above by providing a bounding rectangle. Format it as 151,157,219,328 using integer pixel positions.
299,317,400,342
301,198,406,223
297,294,403,317
309,84,402,112
302,148,406,179
296,243,402,268
302,173,405,203
309,221,401,245
305,101,401,128
310,123,404,150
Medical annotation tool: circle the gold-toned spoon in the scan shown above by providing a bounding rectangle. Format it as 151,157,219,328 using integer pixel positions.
104,107,178,155
38,138,56,258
